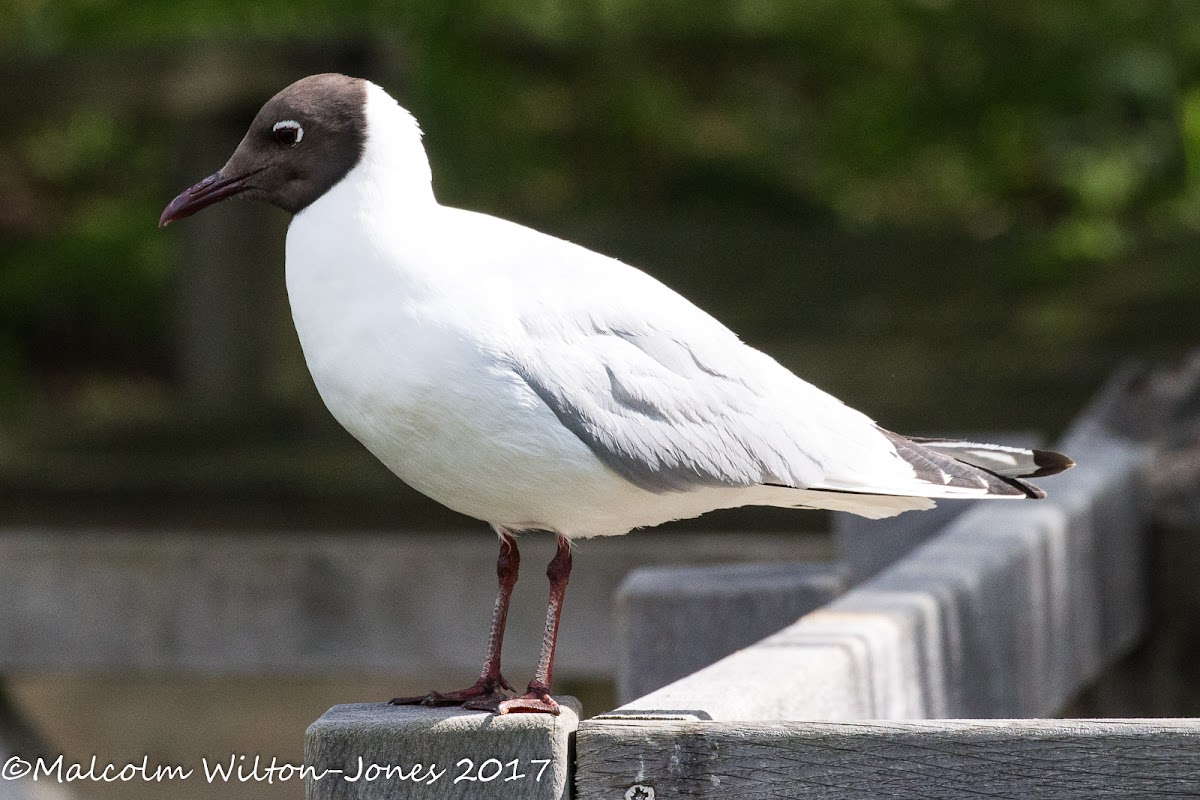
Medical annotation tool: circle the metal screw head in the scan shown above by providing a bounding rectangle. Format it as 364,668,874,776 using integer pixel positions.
625,785,655,800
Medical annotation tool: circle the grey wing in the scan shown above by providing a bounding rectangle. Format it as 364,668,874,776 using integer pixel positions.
505,324,1057,504
509,327,826,493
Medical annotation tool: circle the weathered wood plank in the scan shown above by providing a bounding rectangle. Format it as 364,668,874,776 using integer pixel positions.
576,718,1200,800
605,625,876,721
305,699,580,800
614,563,846,703
608,414,1150,721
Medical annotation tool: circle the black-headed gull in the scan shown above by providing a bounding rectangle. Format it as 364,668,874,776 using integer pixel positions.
161,74,1073,714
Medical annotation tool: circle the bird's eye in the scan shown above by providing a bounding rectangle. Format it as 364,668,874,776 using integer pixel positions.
272,120,304,147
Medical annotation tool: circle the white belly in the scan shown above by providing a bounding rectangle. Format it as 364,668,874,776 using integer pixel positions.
298,295,791,536
284,235,701,537
301,333,736,536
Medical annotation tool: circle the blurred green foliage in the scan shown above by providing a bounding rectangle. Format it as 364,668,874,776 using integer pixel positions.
1,0,1199,420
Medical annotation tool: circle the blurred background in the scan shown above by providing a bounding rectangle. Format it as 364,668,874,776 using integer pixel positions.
1,1,1198,798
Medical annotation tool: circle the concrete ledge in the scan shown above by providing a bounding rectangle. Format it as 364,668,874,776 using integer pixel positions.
305,698,581,800
576,718,1200,800
614,562,845,703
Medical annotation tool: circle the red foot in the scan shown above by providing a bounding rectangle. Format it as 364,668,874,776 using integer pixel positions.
389,675,514,707
465,685,559,715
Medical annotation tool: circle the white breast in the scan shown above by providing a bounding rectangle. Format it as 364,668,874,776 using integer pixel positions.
285,189,694,537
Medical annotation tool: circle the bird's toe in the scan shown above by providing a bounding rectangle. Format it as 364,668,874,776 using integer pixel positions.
388,675,513,708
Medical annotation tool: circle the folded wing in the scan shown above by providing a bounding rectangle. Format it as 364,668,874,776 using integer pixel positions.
509,318,1070,516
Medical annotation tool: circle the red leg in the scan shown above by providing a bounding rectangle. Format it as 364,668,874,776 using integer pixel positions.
468,533,571,715
390,530,519,706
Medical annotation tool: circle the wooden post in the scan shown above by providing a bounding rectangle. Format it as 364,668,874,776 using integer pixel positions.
614,563,845,703
305,700,581,800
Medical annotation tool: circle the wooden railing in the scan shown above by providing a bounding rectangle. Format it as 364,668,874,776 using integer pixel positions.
304,358,1200,799
1,358,1197,800
605,412,1146,722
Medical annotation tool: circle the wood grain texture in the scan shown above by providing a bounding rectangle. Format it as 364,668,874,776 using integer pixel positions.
615,563,846,703
305,699,581,800
576,718,1200,799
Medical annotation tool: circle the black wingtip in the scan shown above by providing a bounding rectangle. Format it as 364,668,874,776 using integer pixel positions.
983,474,1045,499
1029,449,1075,478
1017,479,1047,499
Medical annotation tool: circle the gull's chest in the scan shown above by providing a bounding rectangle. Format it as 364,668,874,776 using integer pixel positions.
280,212,672,534
285,246,495,461
281,237,611,525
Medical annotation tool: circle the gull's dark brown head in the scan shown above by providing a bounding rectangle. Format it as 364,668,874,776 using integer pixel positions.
160,73,368,226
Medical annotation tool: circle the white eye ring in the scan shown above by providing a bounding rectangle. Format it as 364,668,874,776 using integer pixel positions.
272,120,304,145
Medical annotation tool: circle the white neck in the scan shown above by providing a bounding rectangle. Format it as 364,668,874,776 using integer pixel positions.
286,83,444,311
314,81,437,215
365,82,436,200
